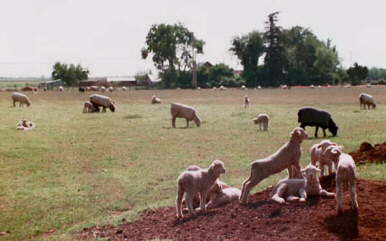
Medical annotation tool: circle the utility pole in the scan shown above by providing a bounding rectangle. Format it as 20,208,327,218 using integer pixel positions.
192,40,197,89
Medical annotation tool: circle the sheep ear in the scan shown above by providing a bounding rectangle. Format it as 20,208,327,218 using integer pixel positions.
317,144,322,149
296,129,302,136
332,143,337,146
316,168,321,172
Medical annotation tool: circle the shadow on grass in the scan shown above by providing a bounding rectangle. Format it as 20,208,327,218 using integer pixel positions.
324,209,359,240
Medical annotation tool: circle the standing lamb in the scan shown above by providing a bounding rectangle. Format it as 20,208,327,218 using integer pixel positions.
170,103,201,128
59,86,63,91
359,93,376,109
271,164,335,204
176,160,226,218
244,95,250,107
253,113,269,131
11,92,31,107
310,140,337,176
83,101,95,113
109,87,113,92
89,94,115,112
151,95,162,104
298,107,338,137
323,146,358,215
240,127,309,204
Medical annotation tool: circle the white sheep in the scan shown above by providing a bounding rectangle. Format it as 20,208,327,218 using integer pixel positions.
11,92,31,107
359,93,376,109
109,87,113,92
205,184,241,210
176,160,226,218
16,119,35,130
310,140,337,176
366,84,371,88
170,102,201,128
197,87,201,90
310,85,315,89
151,95,162,104
323,146,358,215
244,95,250,107
328,85,332,88
121,86,127,91
83,101,95,113
89,94,115,112
100,86,106,93
257,86,262,90
240,127,309,204
59,86,63,91
241,85,246,90
271,164,335,204
253,113,269,131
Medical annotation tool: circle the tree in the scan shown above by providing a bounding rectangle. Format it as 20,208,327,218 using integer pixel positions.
347,63,368,85
141,23,205,88
51,62,89,86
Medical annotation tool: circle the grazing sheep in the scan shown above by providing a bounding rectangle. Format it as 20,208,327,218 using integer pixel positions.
122,86,127,91
271,164,335,204
359,93,376,109
241,85,246,90
170,103,201,128
310,140,337,176
176,160,226,218
240,127,309,204
109,87,113,92
11,92,31,107
298,107,338,137
310,85,315,89
86,87,91,91
90,86,99,91
244,95,250,107
197,87,201,90
281,85,288,89
100,86,106,93
328,85,332,88
16,119,35,130
151,95,162,104
323,146,358,215
83,101,95,113
253,113,269,131
43,87,47,91
366,84,371,88
89,94,115,112
257,86,262,90
79,87,86,93
59,86,63,91
21,86,34,91
213,87,217,90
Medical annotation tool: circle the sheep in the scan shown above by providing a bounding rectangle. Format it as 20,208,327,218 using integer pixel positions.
310,85,315,89
323,146,358,215
197,87,201,90
11,92,31,107
271,164,335,204
328,85,332,88
257,86,262,90
89,94,115,112
83,101,95,113
90,86,99,91
170,102,201,128
240,127,309,204
109,87,113,93
176,160,226,218
205,184,241,210
241,85,246,90
100,86,106,93
151,95,162,104
21,86,34,91
244,95,250,107
359,93,376,109
16,119,35,130
59,86,63,92
366,84,371,88
298,107,338,137
281,85,288,89
253,113,269,131
79,87,86,93
310,140,337,176
43,87,47,91
122,86,127,91
213,87,217,90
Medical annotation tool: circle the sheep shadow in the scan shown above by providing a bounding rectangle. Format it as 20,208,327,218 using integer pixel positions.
172,211,217,227
324,210,359,240
243,200,272,209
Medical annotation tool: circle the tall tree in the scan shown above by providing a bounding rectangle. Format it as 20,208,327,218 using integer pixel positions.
230,31,264,87
347,63,368,85
51,62,89,86
141,23,205,88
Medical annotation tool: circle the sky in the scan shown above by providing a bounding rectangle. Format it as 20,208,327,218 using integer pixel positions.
0,0,385,78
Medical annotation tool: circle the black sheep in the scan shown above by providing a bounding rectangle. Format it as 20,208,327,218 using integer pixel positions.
298,107,338,138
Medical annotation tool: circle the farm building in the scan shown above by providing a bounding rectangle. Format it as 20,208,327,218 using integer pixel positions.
38,79,63,90
107,77,137,87
78,78,112,88
145,74,162,87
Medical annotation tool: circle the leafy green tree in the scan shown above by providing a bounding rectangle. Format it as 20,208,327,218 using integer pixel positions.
141,23,205,88
209,64,234,86
230,31,264,87
347,63,368,85
51,62,89,86
367,67,386,80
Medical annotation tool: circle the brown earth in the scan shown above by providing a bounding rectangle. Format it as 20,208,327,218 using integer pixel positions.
77,176,386,240
349,142,386,165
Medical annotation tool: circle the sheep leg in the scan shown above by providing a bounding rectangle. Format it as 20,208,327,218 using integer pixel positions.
83,107,87,113
327,163,333,175
299,188,307,202
240,174,262,204
13,101,16,107
272,184,287,204
300,124,306,130
172,117,176,128
286,195,300,202
320,164,325,177
322,128,326,137
319,189,335,197
102,107,107,112
314,126,319,138
185,192,196,217
336,181,343,215
176,186,185,218
349,180,358,211
186,119,189,128
199,191,208,212
265,123,268,131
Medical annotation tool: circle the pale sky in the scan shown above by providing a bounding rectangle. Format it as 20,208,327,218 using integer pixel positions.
0,0,385,77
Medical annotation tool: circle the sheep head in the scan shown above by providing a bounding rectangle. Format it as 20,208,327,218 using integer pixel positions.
109,102,115,112
208,160,226,177
322,145,343,163
301,165,321,182
194,114,201,127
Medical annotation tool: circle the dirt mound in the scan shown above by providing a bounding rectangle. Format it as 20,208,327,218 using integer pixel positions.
349,142,386,165
77,177,386,240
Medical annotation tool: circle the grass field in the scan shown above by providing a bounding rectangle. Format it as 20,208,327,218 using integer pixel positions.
0,87,385,240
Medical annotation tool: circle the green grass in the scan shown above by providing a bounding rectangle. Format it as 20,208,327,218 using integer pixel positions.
0,87,385,240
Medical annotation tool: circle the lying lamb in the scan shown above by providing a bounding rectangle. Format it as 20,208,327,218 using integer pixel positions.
271,164,335,204
11,92,31,107
323,146,358,215
205,182,241,209
170,102,201,128
176,160,226,218
83,101,95,113
89,94,115,112
359,93,376,109
310,140,337,176
240,127,309,204
16,119,35,130
253,113,269,131
151,95,161,104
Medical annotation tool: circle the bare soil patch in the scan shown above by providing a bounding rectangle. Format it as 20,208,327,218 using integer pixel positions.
77,177,386,240
349,142,386,165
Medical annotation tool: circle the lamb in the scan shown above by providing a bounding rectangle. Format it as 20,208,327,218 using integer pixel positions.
121,86,127,91
170,102,201,128
59,86,63,91
83,101,95,113
240,127,309,204
151,95,162,104
244,95,250,107
176,160,226,218
205,184,241,210
109,87,113,92
11,92,31,107
359,93,376,109
298,107,338,137
271,164,335,204
323,146,358,215
89,94,115,112
241,85,246,90
16,119,35,131
310,140,337,176
100,86,106,93
253,113,269,131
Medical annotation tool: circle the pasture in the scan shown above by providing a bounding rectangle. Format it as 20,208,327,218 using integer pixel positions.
0,87,385,240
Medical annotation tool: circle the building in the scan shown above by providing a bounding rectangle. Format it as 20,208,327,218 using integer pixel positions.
197,61,213,69
38,79,63,89
106,77,137,87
